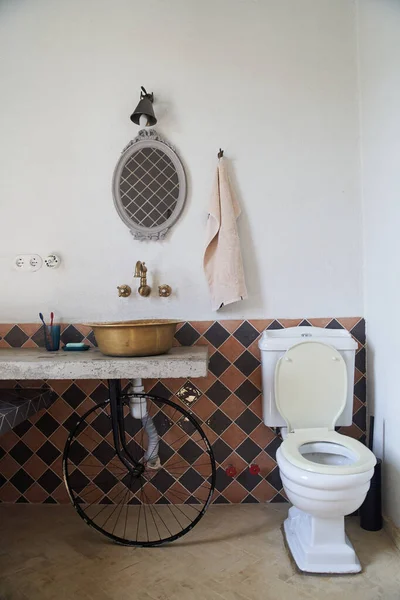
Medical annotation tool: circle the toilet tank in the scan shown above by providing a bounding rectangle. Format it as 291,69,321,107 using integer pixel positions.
258,326,358,427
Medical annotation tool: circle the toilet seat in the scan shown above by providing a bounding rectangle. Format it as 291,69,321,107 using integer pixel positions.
280,428,376,475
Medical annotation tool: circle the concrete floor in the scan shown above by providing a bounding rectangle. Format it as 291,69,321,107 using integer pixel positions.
0,504,399,600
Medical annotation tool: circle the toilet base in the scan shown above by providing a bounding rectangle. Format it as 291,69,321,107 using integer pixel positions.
283,507,361,574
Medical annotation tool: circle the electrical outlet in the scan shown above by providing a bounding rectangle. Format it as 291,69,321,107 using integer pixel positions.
14,254,43,272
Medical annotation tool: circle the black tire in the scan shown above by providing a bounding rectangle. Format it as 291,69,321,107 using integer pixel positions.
63,394,216,546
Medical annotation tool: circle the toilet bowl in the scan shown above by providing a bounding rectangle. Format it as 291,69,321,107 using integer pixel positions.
273,341,376,574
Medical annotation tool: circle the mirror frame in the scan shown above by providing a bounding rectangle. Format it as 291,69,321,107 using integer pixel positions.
112,129,187,240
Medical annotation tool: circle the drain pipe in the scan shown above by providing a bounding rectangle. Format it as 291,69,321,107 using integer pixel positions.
127,378,160,468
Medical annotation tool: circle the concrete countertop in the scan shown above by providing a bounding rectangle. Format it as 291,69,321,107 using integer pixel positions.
0,347,209,380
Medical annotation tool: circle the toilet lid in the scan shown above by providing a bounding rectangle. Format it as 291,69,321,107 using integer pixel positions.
275,341,347,432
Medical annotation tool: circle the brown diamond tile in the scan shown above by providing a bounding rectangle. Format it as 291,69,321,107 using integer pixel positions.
248,319,274,333
0,455,20,479
247,338,261,360
192,455,212,478
192,396,217,421
221,452,247,473
221,423,247,449
74,324,92,336
195,371,217,393
0,324,13,338
24,482,49,503
278,319,302,328
0,339,11,348
166,480,190,504
75,397,96,417
248,366,262,390
219,320,244,334
189,321,214,335
248,396,262,419
47,399,74,423
23,454,47,479
194,337,216,356
0,380,16,389
142,481,161,504
143,378,158,393
51,483,70,504
18,323,42,337
75,379,99,396
47,380,72,396
223,480,248,503
251,479,276,502
338,423,363,440
160,378,186,393
200,423,218,445
222,395,247,420
252,451,276,476
76,426,104,451
0,429,20,452
308,318,333,327
219,365,246,392
337,317,361,331
353,396,363,414
0,481,20,502
354,368,363,384
21,339,39,349
219,336,245,362
17,379,45,389
51,456,63,478
49,427,68,452
251,424,276,449
163,425,187,450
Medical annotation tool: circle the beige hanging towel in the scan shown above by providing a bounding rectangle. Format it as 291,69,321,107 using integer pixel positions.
203,156,248,311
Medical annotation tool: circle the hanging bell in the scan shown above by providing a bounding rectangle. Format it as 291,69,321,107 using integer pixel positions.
130,86,157,126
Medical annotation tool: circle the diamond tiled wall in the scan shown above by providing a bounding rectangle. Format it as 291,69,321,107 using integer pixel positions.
0,318,366,504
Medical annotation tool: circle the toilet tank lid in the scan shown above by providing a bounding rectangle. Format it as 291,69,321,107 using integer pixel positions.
258,326,358,351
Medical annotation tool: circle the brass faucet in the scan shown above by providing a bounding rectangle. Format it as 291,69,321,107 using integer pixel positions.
134,261,151,297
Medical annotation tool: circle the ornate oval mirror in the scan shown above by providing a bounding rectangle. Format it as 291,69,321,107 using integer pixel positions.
112,129,187,240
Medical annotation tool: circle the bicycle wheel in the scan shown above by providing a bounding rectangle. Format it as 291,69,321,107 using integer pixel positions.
63,394,216,546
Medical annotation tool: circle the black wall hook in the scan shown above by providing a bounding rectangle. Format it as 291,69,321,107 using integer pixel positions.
218,148,224,159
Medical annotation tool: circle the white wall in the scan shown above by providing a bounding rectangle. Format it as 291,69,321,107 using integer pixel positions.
358,0,400,527
0,0,362,322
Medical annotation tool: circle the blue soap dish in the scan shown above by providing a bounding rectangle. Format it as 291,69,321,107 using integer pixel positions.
62,343,90,352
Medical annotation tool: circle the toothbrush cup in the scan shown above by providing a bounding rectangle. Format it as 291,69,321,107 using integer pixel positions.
44,325,61,351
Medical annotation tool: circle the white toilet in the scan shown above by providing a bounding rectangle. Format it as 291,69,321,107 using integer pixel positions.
259,327,376,574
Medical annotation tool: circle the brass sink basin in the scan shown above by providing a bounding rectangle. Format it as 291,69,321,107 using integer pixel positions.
86,320,181,357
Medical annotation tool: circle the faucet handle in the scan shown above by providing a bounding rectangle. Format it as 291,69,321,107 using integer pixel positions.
158,284,172,297
117,284,131,298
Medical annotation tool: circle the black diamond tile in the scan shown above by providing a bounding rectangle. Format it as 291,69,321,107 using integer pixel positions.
89,383,109,404
92,440,115,465
233,322,259,347
359,433,367,446
62,383,86,409
91,412,112,436
354,377,366,403
13,419,33,437
184,495,200,505
62,412,80,433
265,436,282,458
242,494,258,503
351,320,365,345
207,409,231,435
0,447,5,461
61,325,84,345
156,496,170,505
123,414,142,437
234,351,259,377
266,466,282,491
153,411,173,436
68,469,90,492
353,405,366,431
4,326,29,348
35,413,59,437
36,441,60,466
204,323,230,348
208,351,230,377
271,493,288,503
158,439,175,463
0,473,6,488
235,409,260,435
16,495,28,503
237,470,262,492
177,415,197,435
149,382,172,400
94,469,118,494
10,469,34,493
214,494,229,504
176,382,201,406
67,440,89,465
38,469,62,493
178,439,203,463
31,326,46,348
206,380,230,406
326,319,344,329
212,438,233,463
236,438,261,463
235,380,259,405
355,347,366,374
215,466,233,492
266,320,284,330
150,469,175,493
9,440,33,465
174,323,200,346
121,474,142,493
298,320,311,327
43,496,57,504
179,468,204,493
87,331,97,347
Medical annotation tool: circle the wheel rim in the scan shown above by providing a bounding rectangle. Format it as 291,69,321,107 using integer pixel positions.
63,395,216,546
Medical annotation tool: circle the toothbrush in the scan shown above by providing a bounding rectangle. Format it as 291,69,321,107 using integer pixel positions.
50,312,54,328
39,312,51,347
39,312,47,328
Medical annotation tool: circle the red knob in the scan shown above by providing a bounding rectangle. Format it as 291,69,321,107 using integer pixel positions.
249,464,260,475
225,465,237,478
